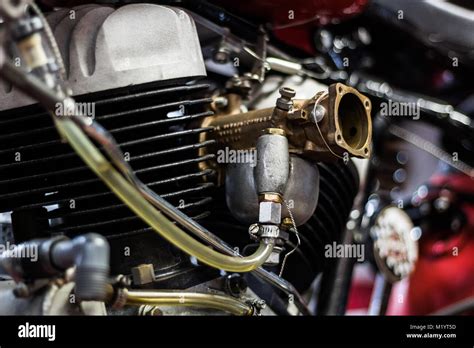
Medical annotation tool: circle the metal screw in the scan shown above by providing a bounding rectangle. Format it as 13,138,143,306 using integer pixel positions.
248,223,260,236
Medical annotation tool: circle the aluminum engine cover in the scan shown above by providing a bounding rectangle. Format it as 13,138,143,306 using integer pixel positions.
0,3,206,110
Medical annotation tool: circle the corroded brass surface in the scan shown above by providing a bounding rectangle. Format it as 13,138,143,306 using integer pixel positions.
199,83,372,182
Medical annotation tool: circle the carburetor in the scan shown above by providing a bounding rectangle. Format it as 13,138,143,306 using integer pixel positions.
201,82,372,163
200,83,372,264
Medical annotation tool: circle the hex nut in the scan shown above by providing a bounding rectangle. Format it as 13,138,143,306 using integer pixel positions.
264,251,281,266
259,202,282,225
264,246,283,266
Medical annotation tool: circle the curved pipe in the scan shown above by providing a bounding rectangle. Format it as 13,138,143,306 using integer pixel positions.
51,234,110,301
0,233,110,301
124,289,254,316
0,60,309,314
54,118,274,273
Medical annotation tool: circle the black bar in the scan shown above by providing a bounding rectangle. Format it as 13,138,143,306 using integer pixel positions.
0,316,472,346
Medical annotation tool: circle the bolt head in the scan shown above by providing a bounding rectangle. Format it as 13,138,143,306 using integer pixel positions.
279,87,296,99
248,223,260,235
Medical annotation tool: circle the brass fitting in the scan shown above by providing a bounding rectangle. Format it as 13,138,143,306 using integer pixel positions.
281,217,293,227
201,83,372,163
258,193,283,203
262,128,286,136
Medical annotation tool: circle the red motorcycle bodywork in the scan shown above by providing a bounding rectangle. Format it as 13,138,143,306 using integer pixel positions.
348,173,474,315
405,174,474,315
211,0,369,53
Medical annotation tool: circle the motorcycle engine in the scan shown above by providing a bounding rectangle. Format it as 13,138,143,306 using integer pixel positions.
0,3,368,315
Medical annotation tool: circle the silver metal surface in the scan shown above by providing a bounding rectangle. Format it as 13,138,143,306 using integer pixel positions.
0,3,206,110
259,225,280,239
255,133,289,195
226,155,320,226
312,104,326,123
265,249,282,266
258,202,282,225
0,281,105,315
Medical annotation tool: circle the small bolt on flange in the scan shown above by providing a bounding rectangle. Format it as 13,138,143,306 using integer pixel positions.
276,87,296,111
